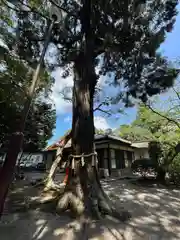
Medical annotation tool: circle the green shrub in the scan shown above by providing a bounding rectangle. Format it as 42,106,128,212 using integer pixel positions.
168,153,180,185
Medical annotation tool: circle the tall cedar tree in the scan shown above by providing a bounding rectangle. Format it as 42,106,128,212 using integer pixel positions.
0,0,179,219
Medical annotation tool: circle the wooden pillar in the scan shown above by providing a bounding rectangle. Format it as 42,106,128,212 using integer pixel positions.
104,148,109,177
110,149,116,169
124,151,129,168
107,144,111,175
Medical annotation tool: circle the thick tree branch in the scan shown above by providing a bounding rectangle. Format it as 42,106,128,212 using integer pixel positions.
2,0,50,20
145,103,180,129
61,90,111,115
51,33,83,50
48,0,78,18
93,37,105,57
93,36,132,58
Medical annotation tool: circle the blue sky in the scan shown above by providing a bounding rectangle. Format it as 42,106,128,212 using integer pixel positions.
48,7,180,145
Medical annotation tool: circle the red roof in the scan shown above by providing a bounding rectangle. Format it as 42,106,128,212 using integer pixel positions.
45,138,66,151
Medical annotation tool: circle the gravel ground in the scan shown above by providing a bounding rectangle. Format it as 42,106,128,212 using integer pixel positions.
0,179,180,240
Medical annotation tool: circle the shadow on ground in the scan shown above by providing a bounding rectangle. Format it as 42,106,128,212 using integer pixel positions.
0,178,180,239
102,178,180,239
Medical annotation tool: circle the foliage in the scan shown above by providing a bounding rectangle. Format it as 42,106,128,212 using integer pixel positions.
95,129,105,135
1,0,179,146
148,141,163,168
0,70,56,151
168,153,180,185
0,4,56,151
118,101,180,181
118,105,169,141
118,101,180,140
116,124,153,141
1,0,178,103
23,101,56,151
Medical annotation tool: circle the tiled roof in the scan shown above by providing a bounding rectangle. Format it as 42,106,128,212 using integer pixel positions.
96,134,132,144
45,134,133,151
45,133,150,152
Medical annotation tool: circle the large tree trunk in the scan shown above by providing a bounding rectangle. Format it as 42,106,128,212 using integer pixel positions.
56,54,130,221
56,0,130,221
0,133,23,216
44,131,72,190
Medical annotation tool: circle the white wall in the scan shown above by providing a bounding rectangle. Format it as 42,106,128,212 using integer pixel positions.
19,153,43,165
134,148,149,160
0,152,43,165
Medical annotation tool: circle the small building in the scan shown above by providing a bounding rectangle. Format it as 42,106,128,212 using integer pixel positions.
131,141,149,160
44,134,150,177
0,135,150,177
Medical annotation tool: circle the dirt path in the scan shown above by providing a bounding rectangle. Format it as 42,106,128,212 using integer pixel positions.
0,179,180,239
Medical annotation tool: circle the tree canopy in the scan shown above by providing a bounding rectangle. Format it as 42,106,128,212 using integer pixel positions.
0,5,56,151
117,101,180,143
1,0,178,104
0,53,56,151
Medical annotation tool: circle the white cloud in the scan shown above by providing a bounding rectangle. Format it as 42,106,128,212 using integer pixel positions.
50,64,119,115
63,115,111,131
50,66,106,115
50,68,73,115
50,65,107,115
94,116,111,130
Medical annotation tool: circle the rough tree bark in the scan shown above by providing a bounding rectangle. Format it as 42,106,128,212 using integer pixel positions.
56,52,130,221
0,134,23,216
55,0,130,221
44,130,72,190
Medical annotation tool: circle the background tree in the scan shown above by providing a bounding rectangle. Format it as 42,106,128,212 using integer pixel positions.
0,0,179,220
95,129,106,135
118,100,180,182
146,81,180,182
117,104,171,141
116,124,153,142
0,49,56,151
145,78,180,129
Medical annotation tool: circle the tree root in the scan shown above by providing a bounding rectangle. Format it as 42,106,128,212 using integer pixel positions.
93,170,131,222
54,167,131,222
44,178,65,192
55,192,130,222
99,201,131,222
97,190,131,222
56,192,85,217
